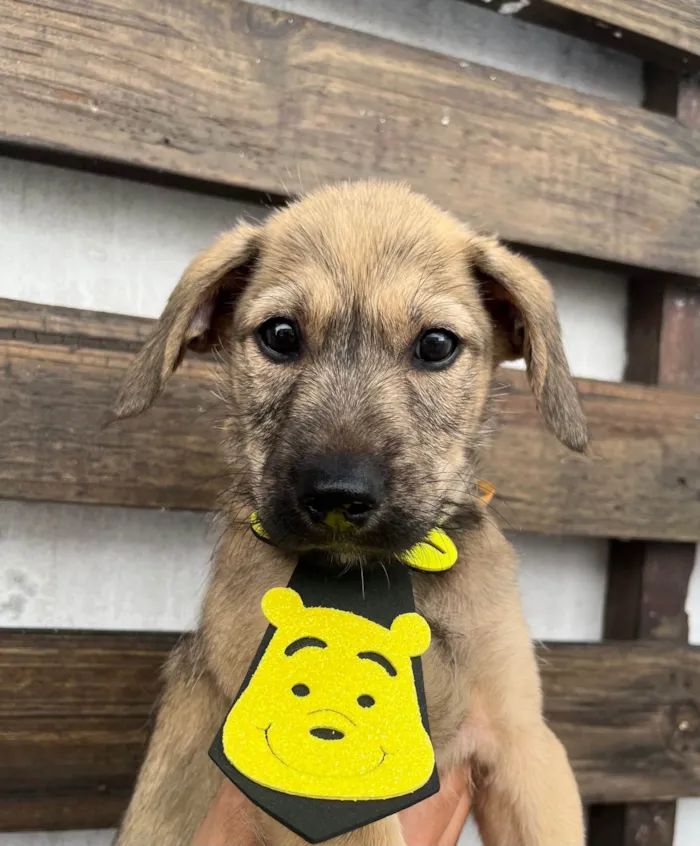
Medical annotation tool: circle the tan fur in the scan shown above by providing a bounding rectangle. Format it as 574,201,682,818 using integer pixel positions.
113,181,585,846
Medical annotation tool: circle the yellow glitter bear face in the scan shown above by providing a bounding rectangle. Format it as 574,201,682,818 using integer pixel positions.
222,588,434,801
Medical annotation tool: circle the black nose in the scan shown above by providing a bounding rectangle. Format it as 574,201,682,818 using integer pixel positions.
310,727,345,741
296,453,384,527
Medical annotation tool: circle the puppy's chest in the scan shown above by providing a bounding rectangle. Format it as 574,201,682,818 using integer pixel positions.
419,604,467,708
411,578,474,738
413,576,465,665
423,614,461,665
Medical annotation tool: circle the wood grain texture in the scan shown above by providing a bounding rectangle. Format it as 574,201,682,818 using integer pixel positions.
678,72,700,128
0,297,153,348
0,1,699,277
627,280,700,388
541,642,700,804
0,630,179,831
2,298,699,541
457,0,700,71
1,632,698,830
605,541,696,643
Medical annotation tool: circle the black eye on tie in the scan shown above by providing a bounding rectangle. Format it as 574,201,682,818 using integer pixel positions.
414,329,459,369
357,694,375,708
292,683,310,697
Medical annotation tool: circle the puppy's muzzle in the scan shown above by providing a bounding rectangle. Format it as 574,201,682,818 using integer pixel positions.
295,452,385,530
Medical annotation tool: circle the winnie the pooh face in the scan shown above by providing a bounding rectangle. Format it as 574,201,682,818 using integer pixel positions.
222,587,434,801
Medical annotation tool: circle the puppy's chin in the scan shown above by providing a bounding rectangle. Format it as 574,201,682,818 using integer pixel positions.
303,548,389,570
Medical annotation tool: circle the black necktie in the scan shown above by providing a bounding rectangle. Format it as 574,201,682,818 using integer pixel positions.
210,552,439,843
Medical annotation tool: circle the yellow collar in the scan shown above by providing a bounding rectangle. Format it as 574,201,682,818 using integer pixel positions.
250,480,494,574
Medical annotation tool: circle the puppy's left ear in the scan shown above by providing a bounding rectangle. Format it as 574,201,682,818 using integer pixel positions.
113,222,260,420
469,235,588,453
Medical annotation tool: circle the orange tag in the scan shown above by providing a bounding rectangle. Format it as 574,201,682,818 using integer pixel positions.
477,480,495,505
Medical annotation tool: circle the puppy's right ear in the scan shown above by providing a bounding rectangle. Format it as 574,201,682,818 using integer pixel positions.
113,222,260,420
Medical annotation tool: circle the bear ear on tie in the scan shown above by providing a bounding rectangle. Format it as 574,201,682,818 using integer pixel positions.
261,587,304,627
390,613,431,657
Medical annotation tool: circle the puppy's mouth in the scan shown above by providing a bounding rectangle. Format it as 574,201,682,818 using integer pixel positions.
252,504,434,562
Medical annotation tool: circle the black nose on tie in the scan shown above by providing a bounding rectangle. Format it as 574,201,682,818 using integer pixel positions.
296,453,384,527
310,727,345,741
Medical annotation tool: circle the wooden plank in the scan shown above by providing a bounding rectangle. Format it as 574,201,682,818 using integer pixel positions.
589,69,700,846
1,632,699,830
457,0,700,72
0,296,153,349
2,298,700,541
0,301,222,512
0,2,699,277
541,642,700,805
0,630,178,832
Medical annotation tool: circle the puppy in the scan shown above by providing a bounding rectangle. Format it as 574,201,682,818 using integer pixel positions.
113,181,586,846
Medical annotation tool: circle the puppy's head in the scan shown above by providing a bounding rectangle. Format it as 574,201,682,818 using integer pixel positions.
115,182,586,558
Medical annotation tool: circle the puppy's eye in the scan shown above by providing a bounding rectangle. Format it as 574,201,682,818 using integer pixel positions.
414,329,459,368
256,317,301,362
292,683,310,697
